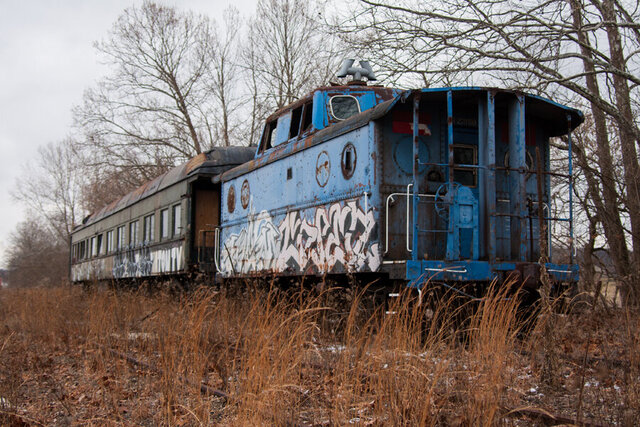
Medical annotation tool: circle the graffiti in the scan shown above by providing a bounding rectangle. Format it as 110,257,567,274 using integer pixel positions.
221,199,380,275
113,246,153,279
71,242,184,281
71,259,108,282
221,210,281,274
153,245,183,274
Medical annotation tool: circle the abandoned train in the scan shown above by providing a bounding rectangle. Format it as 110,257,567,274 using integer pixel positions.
70,61,583,294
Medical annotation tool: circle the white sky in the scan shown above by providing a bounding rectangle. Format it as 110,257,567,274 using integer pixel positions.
0,0,258,268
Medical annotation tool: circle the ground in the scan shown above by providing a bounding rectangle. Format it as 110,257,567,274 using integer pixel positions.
0,284,637,426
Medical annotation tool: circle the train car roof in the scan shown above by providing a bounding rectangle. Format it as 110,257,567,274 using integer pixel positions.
75,146,255,231
217,87,584,183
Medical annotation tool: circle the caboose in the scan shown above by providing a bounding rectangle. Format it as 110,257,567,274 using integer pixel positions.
216,60,582,291
70,60,582,294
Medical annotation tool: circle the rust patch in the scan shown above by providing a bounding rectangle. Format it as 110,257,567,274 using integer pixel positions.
316,151,331,187
371,151,377,185
227,185,236,213
184,153,207,174
241,179,250,209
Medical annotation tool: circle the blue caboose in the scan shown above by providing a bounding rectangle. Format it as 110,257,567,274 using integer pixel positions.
215,61,582,292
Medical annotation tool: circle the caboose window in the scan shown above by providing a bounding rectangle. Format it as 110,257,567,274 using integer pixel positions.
330,95,360,121
289,105,303,139
301,101,313,133
259,120,277,153
452,145,477,187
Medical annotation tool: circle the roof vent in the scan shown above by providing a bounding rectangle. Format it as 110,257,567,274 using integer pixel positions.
336,59,377,85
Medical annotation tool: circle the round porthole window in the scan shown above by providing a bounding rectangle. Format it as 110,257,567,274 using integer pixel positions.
341,143,357,179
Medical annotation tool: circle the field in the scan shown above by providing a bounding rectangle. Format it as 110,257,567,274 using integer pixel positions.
0,281,638,426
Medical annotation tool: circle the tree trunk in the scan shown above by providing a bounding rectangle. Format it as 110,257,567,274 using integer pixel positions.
570,0,632,294
600,0,640,304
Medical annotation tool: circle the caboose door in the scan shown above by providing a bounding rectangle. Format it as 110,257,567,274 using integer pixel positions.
190,180,220,273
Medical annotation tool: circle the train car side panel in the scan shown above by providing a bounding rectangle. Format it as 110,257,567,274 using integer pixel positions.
219,126,381,277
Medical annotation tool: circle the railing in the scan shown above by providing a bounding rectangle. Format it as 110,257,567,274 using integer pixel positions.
384,187,444,255
197,229,218,273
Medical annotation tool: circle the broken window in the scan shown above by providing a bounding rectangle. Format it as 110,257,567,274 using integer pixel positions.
289,105,303,139
258,120,278,153
301,101,313,133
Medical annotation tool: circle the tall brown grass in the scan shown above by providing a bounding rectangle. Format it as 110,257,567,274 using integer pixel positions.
0,280,637,425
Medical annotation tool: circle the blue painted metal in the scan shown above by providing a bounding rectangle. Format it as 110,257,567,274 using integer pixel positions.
451,186,479,259
446,91,455,261
412,92,421,262
486,92,497,262
407,260,495,283
546,263,579,282
406,259,579,285
507,95,527,261
214,83,583,288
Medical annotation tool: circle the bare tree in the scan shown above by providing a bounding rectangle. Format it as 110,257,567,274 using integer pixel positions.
207,8,245,147
246,0,340,113
13,139,85,241
74,1,221,174
5,219,68,287
338,0,640,303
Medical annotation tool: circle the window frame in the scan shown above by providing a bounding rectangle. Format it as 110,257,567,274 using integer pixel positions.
329,95,361,121
452,144,478,188
143,214,155,244
129,220,139,247
160,208,169,240
116,225,126,250
172,204,182,237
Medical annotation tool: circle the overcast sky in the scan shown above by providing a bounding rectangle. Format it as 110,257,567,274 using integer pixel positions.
0,0,258,268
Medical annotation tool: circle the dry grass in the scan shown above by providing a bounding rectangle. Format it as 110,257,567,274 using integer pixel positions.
0,280,638,425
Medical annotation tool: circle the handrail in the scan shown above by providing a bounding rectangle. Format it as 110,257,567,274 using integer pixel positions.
425,266,468,274
406,184,412,253
384,189,437,254
213,227,221,273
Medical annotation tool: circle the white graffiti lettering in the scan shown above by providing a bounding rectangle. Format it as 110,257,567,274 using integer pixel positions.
221,200,380,276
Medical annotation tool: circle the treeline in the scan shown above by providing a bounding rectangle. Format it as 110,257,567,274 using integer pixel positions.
6,0,640,305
